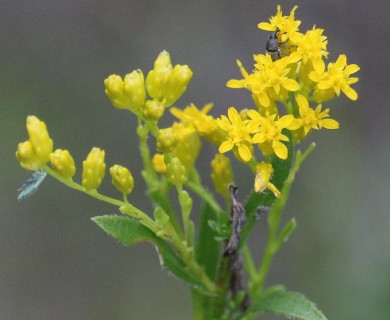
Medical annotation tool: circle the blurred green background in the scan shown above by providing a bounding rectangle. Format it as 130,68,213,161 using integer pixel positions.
1,1,389,319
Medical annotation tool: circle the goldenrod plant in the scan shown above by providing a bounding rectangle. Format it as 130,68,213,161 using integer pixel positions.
16,5,359,320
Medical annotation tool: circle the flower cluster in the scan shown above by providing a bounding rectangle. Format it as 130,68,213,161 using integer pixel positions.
15,6,361,319
213,5,359,193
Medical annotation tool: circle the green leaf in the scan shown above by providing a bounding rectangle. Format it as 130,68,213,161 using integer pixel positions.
195,202,222,280
249,287,327,320
92,215,207,292
240,130,294,245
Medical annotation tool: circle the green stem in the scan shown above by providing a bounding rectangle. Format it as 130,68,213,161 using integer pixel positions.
43,165,157,232
186,168,224,219
250,144,315,296
136,120,181,234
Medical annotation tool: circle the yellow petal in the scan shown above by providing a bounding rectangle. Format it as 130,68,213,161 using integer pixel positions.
342,86,358,101
282,79,300,91
237,144,252,162
322,119,339,129
227,79,245,88
219,140,234,153
273,141,288,160
258,22,275,31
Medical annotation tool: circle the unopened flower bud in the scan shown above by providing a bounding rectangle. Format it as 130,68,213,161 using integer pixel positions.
166,157,187,185
172,125,200,168
50,149,76,179
110,164,134,195
156,128,179,153
16,141,43,170
26,116,53,163
104,74,129,109
82,147,106,191
142,99,165,121
16,116,53,170
123,70,146,111
152,153,166,173
162,64,193,106
146,51,172,100
211,154,233,197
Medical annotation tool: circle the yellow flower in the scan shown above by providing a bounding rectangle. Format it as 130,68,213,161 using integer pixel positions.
253,54,300,100
216,107,257,162
110,164,134,195
254,162,280,197
258,5,301,44
50,149,76,179
82,147,106,191
227,55,300,109
248,110,299,160
295,94,339,136
295,27,329,65
170,103,226,145
309,54,360,101
16,116,53,170
211,154,233,197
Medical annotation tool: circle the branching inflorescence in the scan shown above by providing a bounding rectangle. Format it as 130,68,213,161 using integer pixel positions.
16,5,359,320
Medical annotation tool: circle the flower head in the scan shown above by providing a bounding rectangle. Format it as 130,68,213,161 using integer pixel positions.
249,110,299,160
295,94,339,136
258,5,301,44
216,107,257,162
309,54,360,101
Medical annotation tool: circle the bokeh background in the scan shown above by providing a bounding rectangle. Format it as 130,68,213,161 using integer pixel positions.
1,1,389,319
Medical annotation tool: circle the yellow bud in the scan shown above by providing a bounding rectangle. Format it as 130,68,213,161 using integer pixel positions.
142,99,165,121
110,164,134,195
123,70,146,111
82,147,106,191
165,157,187,185
211,154,233,197
146,51,173,100
104,74,130,109
152,153,167,173
162,64,193,106
154,50,172,69
156,128,179,153
26,115,53,164
16,141,43,170
16,115,53,170
49,149,76,179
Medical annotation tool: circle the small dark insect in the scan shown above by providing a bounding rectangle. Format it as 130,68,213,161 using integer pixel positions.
266,28,282,61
